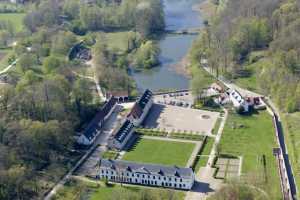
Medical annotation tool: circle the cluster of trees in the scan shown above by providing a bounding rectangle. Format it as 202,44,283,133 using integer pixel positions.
0,18,102,200
190,0,300,113
24,0,165,38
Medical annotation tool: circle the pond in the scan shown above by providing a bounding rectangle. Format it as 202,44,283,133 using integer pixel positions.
131,0,204,92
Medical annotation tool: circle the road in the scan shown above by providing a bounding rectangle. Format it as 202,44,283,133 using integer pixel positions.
44,105,122,200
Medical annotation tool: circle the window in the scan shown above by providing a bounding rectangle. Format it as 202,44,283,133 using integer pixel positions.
137,174,140,178
175,178,177,182
158,176,161,180
127,173,129,176
143,175,145,178
169,177,171,181
148,175,150,178
179,184,182,188
155,181,157,185
164,177,166,181
101,170,104,174
174,184,177,187
153,176,155,180
180,178,183,182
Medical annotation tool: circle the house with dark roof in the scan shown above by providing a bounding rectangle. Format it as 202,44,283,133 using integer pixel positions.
97,159,195,190
77,97,117,145
108,119,135,150
128,89,153,126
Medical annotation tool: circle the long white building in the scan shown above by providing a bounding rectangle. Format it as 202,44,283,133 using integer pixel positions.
128,89,153,126
77,97,117,145
97,159,195,190
108,119,135,150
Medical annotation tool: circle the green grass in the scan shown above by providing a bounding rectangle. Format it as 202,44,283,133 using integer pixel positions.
212,117,222,135
193,138,215,172
102,150,118,160
103,31,139,53
0,13,25,32
123,138,195,167
234,55,272,93
0,48,13,70
90,184,185,200
219,111,281,198
53,179,185,200
283,112,300,193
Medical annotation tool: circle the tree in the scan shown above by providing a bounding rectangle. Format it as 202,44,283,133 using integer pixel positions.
134,41,160,68
42,56,62,74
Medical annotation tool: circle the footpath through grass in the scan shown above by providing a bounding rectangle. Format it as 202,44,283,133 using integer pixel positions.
123,138,195,167
219,110,281,198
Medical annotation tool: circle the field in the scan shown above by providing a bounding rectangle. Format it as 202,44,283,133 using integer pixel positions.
103,31,139,53
219,111,282,198
0,48,13,70
123,138,195,167
53,179,185,200
283,112,300,191
0,13,25,32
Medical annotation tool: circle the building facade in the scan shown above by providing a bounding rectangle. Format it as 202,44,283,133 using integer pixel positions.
97,159,195,190
108,119,135,150
229,89,249,112
128,89,153,126
77,97,117,145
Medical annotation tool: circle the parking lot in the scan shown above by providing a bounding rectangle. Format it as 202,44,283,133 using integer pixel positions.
153,91,194,107
143,103,220,135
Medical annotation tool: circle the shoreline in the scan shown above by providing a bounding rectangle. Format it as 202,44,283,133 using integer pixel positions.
170,0,215,78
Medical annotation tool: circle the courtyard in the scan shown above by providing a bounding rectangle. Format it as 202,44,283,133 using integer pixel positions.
122,138,196,167
143,103,219,135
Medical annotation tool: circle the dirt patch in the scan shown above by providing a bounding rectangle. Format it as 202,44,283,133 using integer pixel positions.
171,56,191,78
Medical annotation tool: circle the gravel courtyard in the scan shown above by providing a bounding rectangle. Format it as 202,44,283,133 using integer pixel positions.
143,103,220,135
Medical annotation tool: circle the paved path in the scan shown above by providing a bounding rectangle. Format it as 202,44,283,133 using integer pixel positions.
44,106,121,200
0,59,18,76
207,108,228,167
142,135,201,144
185,167,224,200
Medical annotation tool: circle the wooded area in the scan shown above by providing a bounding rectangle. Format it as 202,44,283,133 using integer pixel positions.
0,0,165,199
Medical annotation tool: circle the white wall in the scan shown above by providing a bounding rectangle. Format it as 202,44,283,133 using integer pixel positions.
99,168,194,190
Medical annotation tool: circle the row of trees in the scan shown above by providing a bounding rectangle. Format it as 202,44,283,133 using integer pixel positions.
189,0,300,113
24,0,165,39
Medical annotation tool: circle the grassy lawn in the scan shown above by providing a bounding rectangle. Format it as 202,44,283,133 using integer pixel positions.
219,110,281,198
123,138,195,167
90,184,185,200
103,31,139,53
102,150,118,160
0,48,13,70
283,112,300,192
0,13,25,32
212,117,222,135
193,137,214,172
53,179,185,200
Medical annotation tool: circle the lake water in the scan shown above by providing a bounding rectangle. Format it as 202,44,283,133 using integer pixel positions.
131,0,203,92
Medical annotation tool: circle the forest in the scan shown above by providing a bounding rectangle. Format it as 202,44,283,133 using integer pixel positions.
190,0,300,113
0,0,164,199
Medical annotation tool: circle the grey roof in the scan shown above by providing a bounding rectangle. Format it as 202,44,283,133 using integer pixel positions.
99,159,194,179
83,97,117,141
113,120,134,143
138,89,152,109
